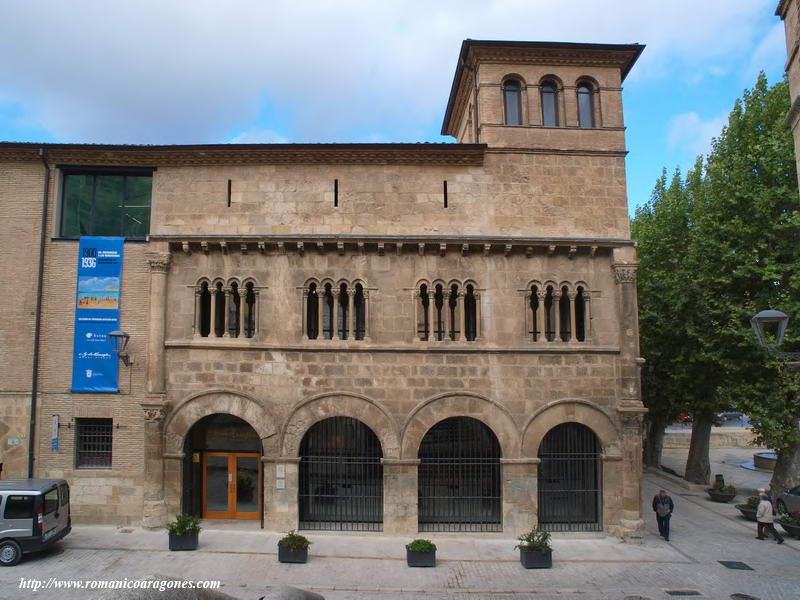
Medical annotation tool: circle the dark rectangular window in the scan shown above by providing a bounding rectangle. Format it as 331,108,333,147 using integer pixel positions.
59,483,70,507
75,418,113,468
3,495,34,519
43,489,59,515
60,169,153,239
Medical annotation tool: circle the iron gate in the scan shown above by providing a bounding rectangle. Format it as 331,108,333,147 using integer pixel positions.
299,417,383,531
537,422,602,532
418,417,502,532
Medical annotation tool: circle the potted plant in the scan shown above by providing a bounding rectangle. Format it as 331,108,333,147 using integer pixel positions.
515,528,553,569
278,530,311,563
406,539,436,567
777,512,800,539
166,514,201,551
735,495,759,521
706,483,736,503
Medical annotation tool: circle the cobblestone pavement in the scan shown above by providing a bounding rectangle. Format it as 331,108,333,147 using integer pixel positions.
2,472,798,600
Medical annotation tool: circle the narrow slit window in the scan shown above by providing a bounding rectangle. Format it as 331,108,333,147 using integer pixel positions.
334,179,339,208
443,180,448,208
577,83,594,128
244,282,256,338
199,282,211,337
338,283,349,340
228,282,241,338
354,283,365,340
503,79,522,125
530,285,540,341
544,286,555,342
214,282,225,337
576,286,586,342
323,283,334,340
307,283,319,340
418,284,430,341
465,284,477,341
541,81,558,127
560,286,571,342
434,284,445,341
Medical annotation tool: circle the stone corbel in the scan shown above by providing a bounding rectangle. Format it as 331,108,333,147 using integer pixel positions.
337,241,345,256
377,242,385,256
240,243,248,255
568,245,577,259
418,243,425,256
181,241,191,255
201,241,209,254
483,243,491,257
219,241,228,254
504,244,512,257
296,241,304,256
439,243,446,257
258,241,266,254
461,243,469,256
525,246,534,258
316,242,325,254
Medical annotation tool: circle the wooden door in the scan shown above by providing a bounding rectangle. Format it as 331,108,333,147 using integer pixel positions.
202,452,261,520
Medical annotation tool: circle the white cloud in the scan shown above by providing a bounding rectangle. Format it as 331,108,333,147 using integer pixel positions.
0,0,780,144
667,111,728,157
743,21,787,83
228,129,289,144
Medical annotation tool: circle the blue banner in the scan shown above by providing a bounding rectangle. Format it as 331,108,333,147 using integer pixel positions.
71,237,124,392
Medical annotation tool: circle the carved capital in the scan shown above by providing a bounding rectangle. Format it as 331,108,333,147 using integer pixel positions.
612,263,638,285
140,400,169,423
145,252,171,273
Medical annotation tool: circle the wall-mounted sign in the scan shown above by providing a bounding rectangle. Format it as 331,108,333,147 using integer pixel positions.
7,438,20,446
51,415,59,452
71,237,124,392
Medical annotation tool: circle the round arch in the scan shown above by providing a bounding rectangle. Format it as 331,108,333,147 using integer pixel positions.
401,392,520,459
280,392,400,459
521,399,619,457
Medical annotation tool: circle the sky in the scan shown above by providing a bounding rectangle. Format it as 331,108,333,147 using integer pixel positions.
0,0,788,214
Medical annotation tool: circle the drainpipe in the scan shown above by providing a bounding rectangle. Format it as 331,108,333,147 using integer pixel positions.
28,148,50,478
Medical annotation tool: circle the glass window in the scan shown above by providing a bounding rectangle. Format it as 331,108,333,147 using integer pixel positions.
43,489,59,515
577,84,594,128
3,495,34,519
503,79,522,126
541,81,558,127
59,484,70,507
75,418,113,468
60,170,152,239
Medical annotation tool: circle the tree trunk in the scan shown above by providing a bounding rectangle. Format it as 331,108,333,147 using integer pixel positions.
684,413,713,484
770,438,800,498
644,416,667,468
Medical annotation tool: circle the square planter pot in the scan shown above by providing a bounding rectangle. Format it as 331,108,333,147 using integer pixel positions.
278,545,308,563
706,489,736,503
168,532,198,551
735,504,758,522
778,521,800,539
407,549,436,567
520,549,552,569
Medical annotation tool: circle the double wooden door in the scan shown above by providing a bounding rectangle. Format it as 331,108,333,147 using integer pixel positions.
202,452,261,520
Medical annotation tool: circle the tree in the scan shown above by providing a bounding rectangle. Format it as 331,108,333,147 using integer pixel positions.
634,73,800,488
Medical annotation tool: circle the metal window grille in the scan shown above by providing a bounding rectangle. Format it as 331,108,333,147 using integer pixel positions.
299,417,383,531
75,418,113,469
537,422,602,532
418,417,502,532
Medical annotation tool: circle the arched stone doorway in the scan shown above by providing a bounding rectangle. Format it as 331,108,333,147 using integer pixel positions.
298,416,383,531
537,422,602,532
182,413,263,520
417,416,502,532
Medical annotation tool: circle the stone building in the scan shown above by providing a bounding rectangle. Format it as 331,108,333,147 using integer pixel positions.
0,39,647,540
777,0,800,181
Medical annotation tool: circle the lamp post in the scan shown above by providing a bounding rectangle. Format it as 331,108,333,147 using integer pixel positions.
108,330,131,366
750,310,800,369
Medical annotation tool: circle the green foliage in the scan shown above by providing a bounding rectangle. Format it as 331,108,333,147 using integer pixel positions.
278,530,311,551
165,514,201,536
711,483,736,494
632,73,800,463
778,511,800,526
745,495,760,509
405,539,436,552
515,529,552,553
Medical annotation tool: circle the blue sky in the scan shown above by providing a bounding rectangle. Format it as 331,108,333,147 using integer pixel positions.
0,1,787,215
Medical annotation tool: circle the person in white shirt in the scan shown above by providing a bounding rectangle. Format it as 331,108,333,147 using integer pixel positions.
756,493,784,544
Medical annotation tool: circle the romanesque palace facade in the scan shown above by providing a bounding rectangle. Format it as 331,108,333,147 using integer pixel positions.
0,39,648,540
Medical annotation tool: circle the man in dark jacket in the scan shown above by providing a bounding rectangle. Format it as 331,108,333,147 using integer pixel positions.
653,489,674,541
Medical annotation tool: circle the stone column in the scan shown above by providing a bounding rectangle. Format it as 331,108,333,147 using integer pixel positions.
241,288,250,338
347,289,355,341
459,290,467,341
222,288,232,337
553,289,562,342
616,410,646,543
568,291,577,342
332,289,341,340
535,290,545,343
362,290,370,341
193,287,202,338
145,251,171,395
584,292,593,342
317,290,325,339
209,285,218,337
382,459,419,534
443,290,452,340
140,399,168,528
501,458,539,535
428,290,436,341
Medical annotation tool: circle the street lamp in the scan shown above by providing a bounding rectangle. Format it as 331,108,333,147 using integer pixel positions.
750,310,800,366
108,330,131,366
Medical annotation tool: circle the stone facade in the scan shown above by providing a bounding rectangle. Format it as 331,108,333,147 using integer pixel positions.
0,39,647,539
777,0,800,181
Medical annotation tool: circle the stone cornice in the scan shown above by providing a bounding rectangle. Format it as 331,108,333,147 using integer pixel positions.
150,234,634,258
785,93,800,129
776,0,790,18
0,142,486,167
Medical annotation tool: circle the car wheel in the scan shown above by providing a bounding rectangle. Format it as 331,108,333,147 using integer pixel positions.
776,500,787,515
0,540,22,566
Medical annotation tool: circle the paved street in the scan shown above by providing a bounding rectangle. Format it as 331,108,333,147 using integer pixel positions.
3,472,799,600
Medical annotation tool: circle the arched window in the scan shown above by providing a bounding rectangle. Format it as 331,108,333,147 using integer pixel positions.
577,83,594,128
448,284,460,341
418,417,502,532
243,282,257,338
434,284,445,341
544,286,555,342
338,282,349,340
576,286,586,342
214,282,225,337
227,282,241,338
198,281,211,337
354,283,366,340
299,417,383,531
538,422,602,531
306,283,319,340
529,285,540,342
503,79,523,126
464,284,477,341
559,285,571,342
540,80,558,127
418,283,430,341
323,283,334,340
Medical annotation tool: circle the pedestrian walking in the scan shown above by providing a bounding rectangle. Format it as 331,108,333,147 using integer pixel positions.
756,493,784,544
652,489,674,541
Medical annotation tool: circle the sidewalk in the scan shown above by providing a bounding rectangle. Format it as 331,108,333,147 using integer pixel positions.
3,472,799,600
660,446,773,496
